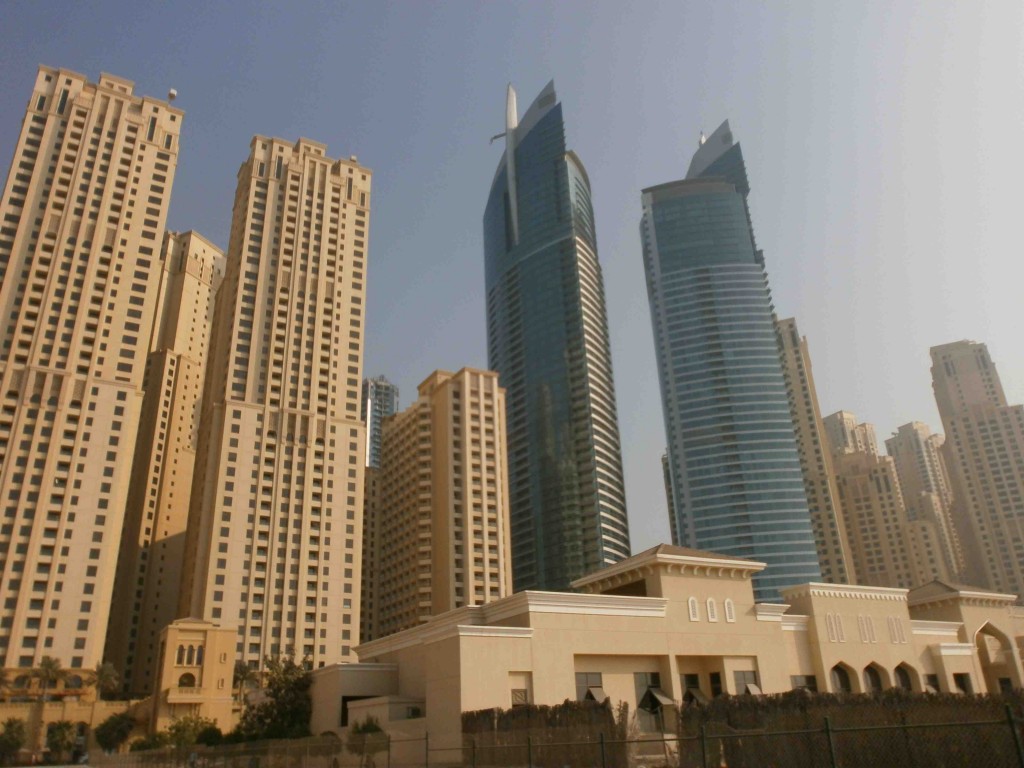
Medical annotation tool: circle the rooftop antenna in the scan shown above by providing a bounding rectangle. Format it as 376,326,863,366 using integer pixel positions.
699,129,706,146
168,88,177,102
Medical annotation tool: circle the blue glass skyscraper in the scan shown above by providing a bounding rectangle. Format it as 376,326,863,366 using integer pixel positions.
641,121,821,600
484,82,630,590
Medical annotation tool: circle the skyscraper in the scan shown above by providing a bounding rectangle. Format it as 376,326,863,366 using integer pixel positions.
776,318,854,584
179,137,371,669
361,375,399,469
640,121,821,600
885,422,964,580
364,368,512,640
0,67,182,671
931,341,1024,596
483,82,629,590
106,230,223,696
823,412,952,589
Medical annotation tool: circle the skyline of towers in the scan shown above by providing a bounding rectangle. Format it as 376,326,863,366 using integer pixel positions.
177,136,372,669
0,67,184,670
363,368,512,640
361,375,399,470
931,341,1024,598
106,230,223,695
641,120,822,600
483,81,630,591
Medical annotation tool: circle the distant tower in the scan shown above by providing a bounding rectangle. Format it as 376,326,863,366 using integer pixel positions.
361,376,399,469
641,120,821,600
0,66,182,671
484,81,630,590
776,318,854,584
931,341,1024,596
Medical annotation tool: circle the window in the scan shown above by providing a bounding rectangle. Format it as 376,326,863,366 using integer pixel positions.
724,599,736,623
831,665,852,693
709,672,723,698
863,666,882,693
953,673,973,694
924,674,940,693
895,666,912,691
734,670,761,695
575,672,606,703
687,597,699,622
790,675,818,692
706,598,718,622
681,673,707,704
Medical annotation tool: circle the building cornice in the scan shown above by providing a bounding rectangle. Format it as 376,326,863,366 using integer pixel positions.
908,589,1017,609
782,583,908,602
781,614,810,631
910,620,962,637
755,604,791,622
482,591,668,623
932,643,974,658
573,552,763,593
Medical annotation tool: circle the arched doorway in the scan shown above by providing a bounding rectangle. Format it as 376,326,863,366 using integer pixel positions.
974,623,1023,693
830,664,854,693
863,665,883,693
894,664,916,692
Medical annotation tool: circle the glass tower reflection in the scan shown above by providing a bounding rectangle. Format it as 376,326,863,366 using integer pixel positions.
641,121,822,600
484,82,630,590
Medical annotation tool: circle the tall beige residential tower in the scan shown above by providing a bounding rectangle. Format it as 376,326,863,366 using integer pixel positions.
0,67,182,671
931,341,1024,597
180,137,371,669
885,422,964,580
364,368,512,640
823,411,878,457
824,412,952,589
775,318,854,584
106,231,223,695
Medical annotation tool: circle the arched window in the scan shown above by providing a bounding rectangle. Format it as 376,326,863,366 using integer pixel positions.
864,666,883,693
866,617,876,643
706,598,718,622
196,645,205,665
835,614,846,642
831,665,852,693
688,597,700,622
178,673,196,688
176,645,185,665
826,614,837,642
895,665,913,691
186,645,195,665
724,599,736,623
857,616,868,642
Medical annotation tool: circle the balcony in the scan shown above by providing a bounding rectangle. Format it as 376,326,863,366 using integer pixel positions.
167,686,204,703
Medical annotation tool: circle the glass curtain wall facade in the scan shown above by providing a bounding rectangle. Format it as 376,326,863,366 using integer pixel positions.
484,82,629,590
361,375,399,469
640,121,821,600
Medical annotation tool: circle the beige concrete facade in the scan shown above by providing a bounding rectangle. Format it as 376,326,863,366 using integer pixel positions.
0,66,182,671
776,318,854,584
366,368,512,640
179,137,371,669
823,411,878,457
310,544,1024,751
931,341,1024,599
106,230,223,696
885,422,965,579
150,619,236,733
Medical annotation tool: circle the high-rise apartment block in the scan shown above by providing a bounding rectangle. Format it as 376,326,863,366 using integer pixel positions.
361,375,399,469
365,368,512,640
931,341,1024,597
824,412,952,589
885,422,964,580
641,121,821,600
179,137,371,669
0,67,182,670
106,231,222,695
484,82,630,590
775,318,854,584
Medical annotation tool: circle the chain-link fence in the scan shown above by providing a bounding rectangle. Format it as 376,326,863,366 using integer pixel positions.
93,706,1024,768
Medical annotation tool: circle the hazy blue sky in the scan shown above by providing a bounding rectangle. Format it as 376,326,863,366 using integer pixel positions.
2,2,1022,551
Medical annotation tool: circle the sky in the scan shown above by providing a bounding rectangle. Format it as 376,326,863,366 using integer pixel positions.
1,1,1022,552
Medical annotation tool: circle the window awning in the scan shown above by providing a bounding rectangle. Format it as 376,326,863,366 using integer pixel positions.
684,687,709,705
586,687,609,704
744,683,763,695
639,687,674,710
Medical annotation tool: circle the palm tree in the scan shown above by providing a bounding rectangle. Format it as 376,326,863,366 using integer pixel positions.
0,669,9,703
33,657,64,702
89,663,120,701
233,661,260,705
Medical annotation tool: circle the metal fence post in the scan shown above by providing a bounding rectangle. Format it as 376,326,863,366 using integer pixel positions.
1007,704,1024,768
424,733,429,768
824,716,839,768
471,736,476,768
387,734,391,768
527,736,532,768
599,732,606,768
700,723,708,768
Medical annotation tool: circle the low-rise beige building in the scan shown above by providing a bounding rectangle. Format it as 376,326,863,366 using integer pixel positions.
311,544,1024,755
